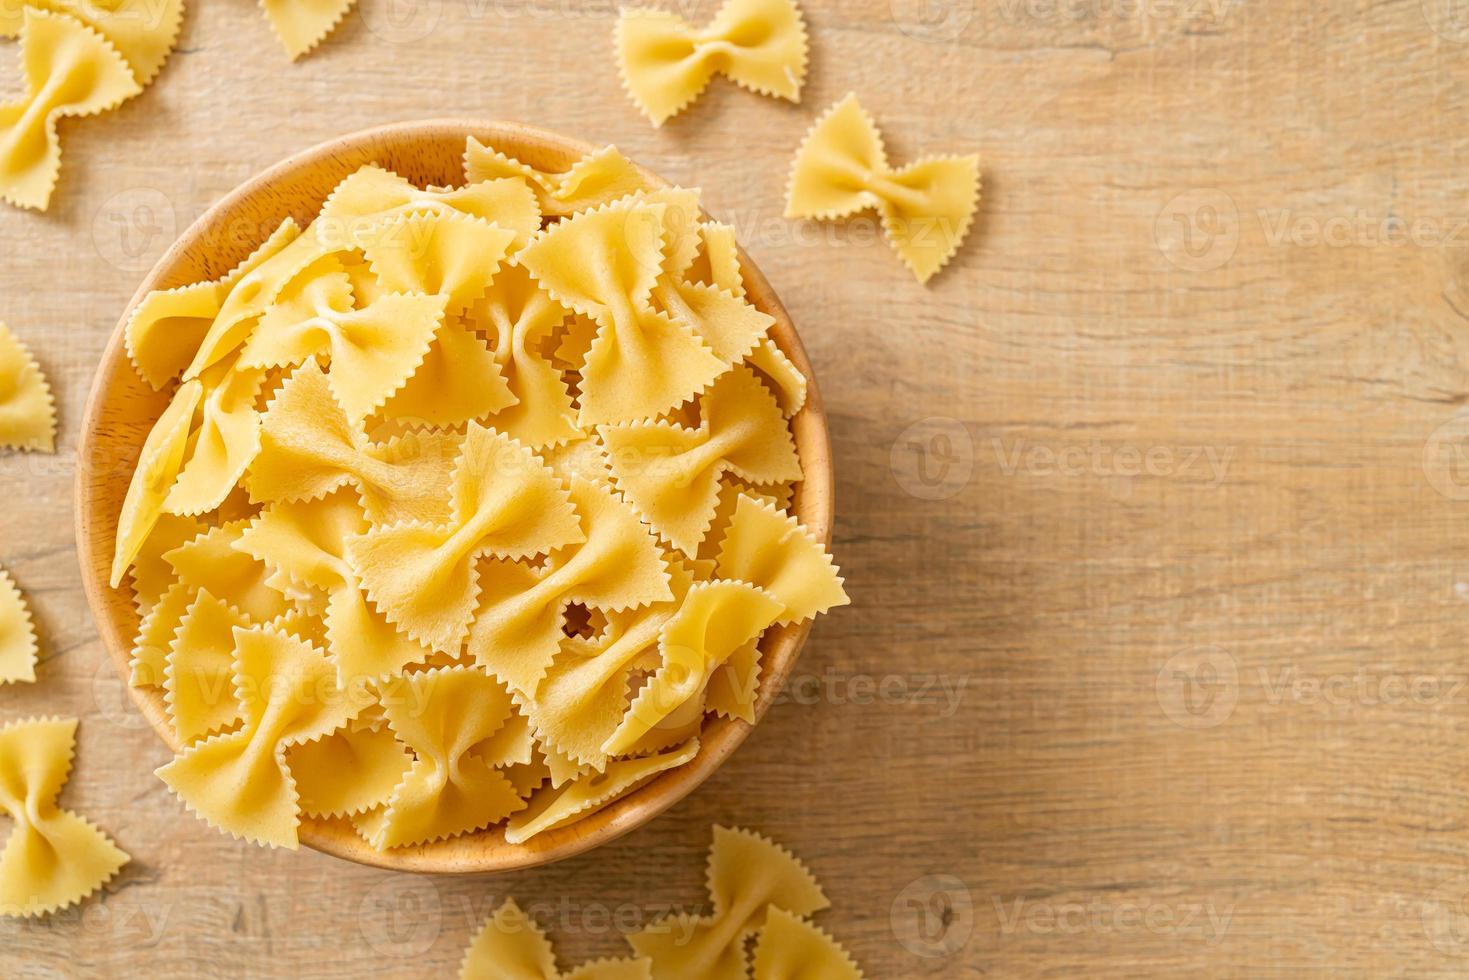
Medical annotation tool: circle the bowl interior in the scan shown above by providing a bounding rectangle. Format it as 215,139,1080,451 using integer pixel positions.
76,120,832,873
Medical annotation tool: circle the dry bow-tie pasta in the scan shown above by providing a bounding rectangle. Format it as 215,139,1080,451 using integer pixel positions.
0,569,39,684
0,718,130,917
458,825,864,979
616,0,808,126
260,0,357,60
0,1,182,209
111,139,847,853
0,321,56,452
786,93,982,284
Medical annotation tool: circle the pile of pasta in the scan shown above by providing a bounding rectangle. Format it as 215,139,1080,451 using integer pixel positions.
459,825,863,979
0,0,183,209
111,140,848,852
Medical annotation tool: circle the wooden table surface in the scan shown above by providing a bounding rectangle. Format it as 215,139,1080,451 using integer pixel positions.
3,0,1469,976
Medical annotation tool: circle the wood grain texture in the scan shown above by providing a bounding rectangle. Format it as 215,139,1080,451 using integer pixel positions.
1,0,1468,975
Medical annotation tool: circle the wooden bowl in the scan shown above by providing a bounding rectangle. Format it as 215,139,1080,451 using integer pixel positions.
75,120,833,874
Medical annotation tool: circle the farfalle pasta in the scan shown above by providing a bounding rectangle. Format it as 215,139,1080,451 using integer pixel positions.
0,718,130,917
616,0,808,126
0,0,181,210
0,321,56,452
786,93,982,283
110,139,846,855
260,0,357,60
458,825,864,978
0,569,38,684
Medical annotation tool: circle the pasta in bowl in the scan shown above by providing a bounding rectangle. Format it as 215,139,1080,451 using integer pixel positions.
75,121,845,872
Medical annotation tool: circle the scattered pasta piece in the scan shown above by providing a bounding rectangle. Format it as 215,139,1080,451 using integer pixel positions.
786,93,981,283
0,8,143,210
616,0,808,126
0,321,56,452
260,0,358,60
627,825,828,978
460,898,653,980
750,906,864,980
0,569,38,684
111,148,844,854
0,718,129,917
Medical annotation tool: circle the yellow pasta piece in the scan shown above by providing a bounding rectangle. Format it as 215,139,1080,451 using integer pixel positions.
163,590,249,744
0,569,38,684
460,899,653,980
786,94,981,284
703,636,762,723
600,365,802,555
464,140,654,217
349,423,583,652
503,739,698,845
0,321,57,452
750,906,864,980
0,8,142,210
376,320,516,428
0,718,129,917
365,666,526,849
110,379,203,587
518,198,724,425
165,356,266,517
471,264,581,449
157,625,370,847
260,0,358,60
466,476,673,698
238,265,448,421
616,0,808,126
627,825,828,979
287,723,412,819
168,520,292,623
604,581,781,755
183,222,339,381
714,494,847,625
528,559,697,770
0,0,184,85
236,490,430,683
129,579,191,688
686,224,807,416
246,358,460,525
126,218,302,391
359,210,516,317
322,165,542,248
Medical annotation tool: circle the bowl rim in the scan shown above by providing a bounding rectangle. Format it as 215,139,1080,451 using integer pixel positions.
75,119,833,874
